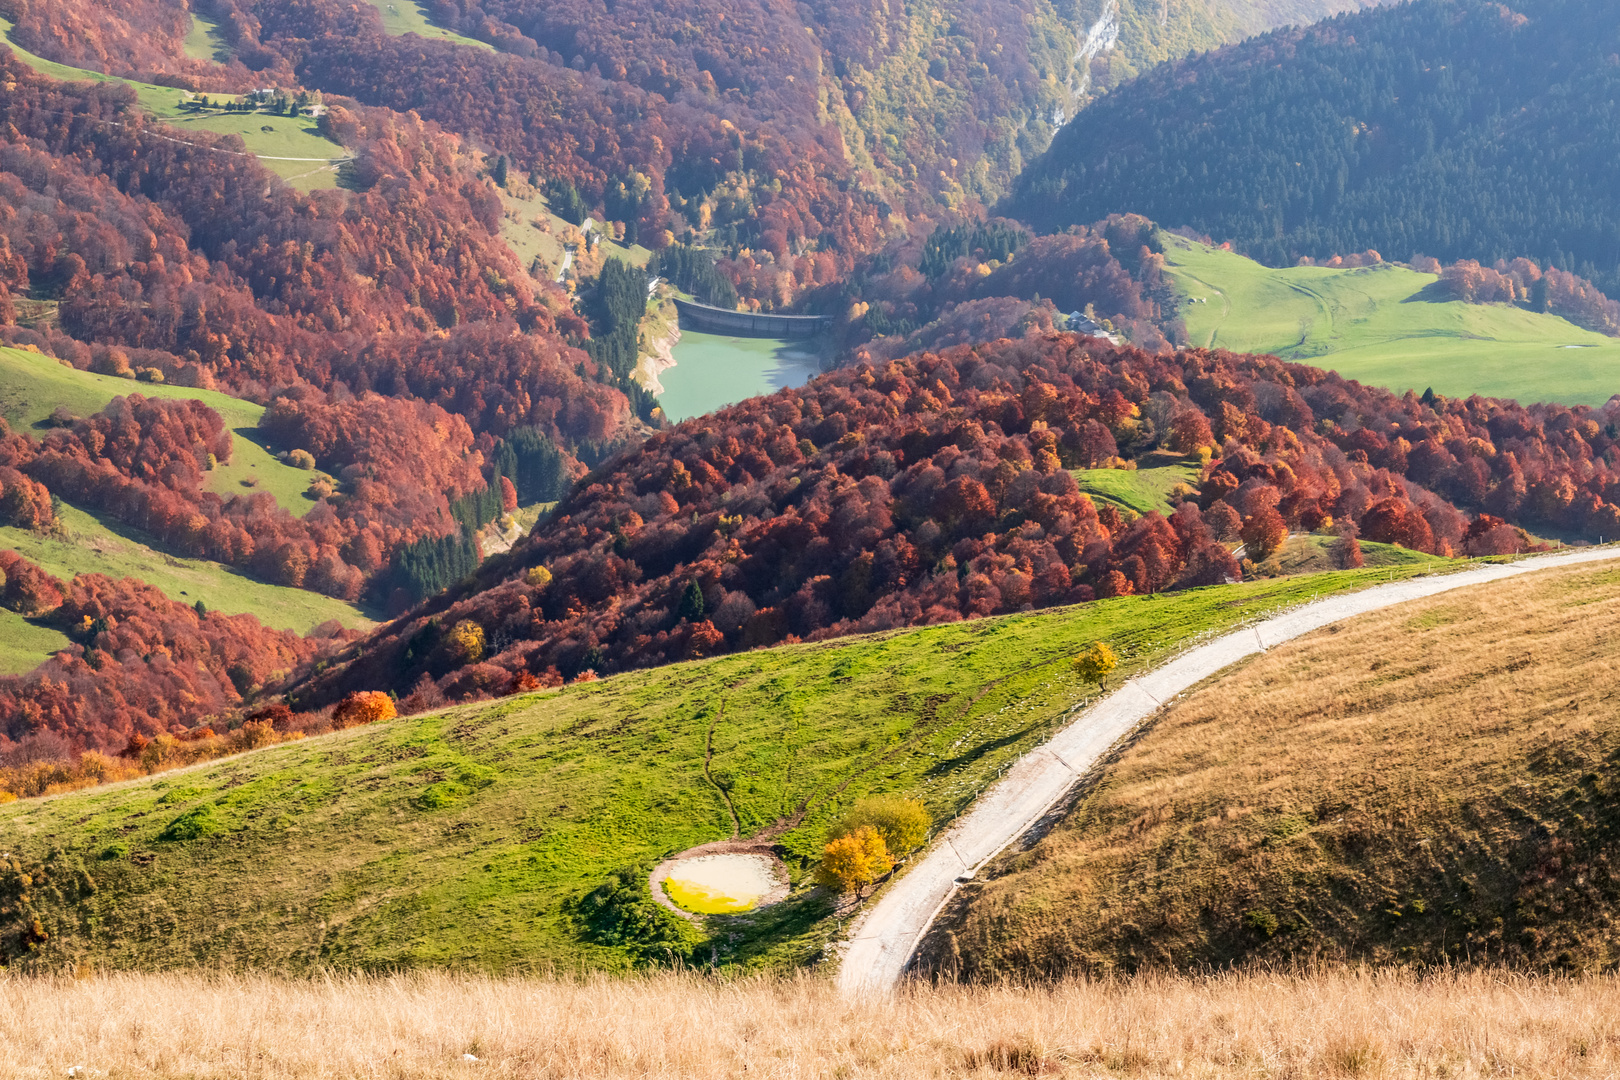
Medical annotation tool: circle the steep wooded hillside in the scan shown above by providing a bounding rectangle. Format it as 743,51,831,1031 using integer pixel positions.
289,330,1620,714
920,560,1620,977
1009,0,1620,293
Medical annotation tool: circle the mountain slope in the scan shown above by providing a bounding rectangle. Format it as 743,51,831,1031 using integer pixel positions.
920,560,1620,978
1008,0,1620,293
1160,236,1620,405
0,562,1459,972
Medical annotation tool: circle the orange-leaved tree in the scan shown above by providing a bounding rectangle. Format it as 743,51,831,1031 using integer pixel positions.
332,690,397,729
816,825,893,895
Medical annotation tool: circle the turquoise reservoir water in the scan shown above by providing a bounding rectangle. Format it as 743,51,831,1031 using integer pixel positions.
657,330,828,422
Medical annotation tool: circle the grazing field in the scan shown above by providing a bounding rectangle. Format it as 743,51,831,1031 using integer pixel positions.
0,346,324,519
1071,458,1201,517
181,10,231,62
0,502,371,637
1164,235,1620,406
0,608,71,675
0,19,346,189
927,561,1620,979
0,561,1469,974
2,970,1618,1079
364,0,493,49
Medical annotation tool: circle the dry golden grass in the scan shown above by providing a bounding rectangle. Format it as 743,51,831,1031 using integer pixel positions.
930,563,1620,978
3,969,1620,1078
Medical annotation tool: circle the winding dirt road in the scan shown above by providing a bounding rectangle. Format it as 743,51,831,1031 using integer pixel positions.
836,548,1620,995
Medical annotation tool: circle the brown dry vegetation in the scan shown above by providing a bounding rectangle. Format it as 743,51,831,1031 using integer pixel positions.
2,969,1620,1078
924,563,1620,980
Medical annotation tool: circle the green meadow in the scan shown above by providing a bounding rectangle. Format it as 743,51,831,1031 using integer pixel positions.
2,559,1474,974
1163,234,1620,406
1072,459,1201,517
363,0,493,49
0,347,323,519
0,608,72,675
0,19,346,190
0,501,371,639
181,10,231,63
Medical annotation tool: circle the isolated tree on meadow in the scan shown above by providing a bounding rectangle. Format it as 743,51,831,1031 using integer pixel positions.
817,825,893,895
1073,641,1118,690
332,691,397,729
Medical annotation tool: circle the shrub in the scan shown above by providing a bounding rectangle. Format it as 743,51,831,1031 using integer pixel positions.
332,690,397,728
816,824,893,894
571,865,703,963
158,803,220,842
286,449,316,470
829,796,930,858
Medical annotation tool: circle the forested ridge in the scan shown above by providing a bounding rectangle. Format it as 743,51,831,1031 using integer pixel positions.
1009,0,1620,293
288,329,1620,718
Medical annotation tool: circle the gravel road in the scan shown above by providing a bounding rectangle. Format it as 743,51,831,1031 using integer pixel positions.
836,548,1620,995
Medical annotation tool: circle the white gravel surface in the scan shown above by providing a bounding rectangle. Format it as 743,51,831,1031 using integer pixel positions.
836,548,1620,996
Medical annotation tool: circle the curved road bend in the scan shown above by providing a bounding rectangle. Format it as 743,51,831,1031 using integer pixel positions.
837,547,1620,996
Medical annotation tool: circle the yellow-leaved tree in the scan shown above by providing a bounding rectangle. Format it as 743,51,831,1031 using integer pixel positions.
1073,641,1118,689
816,825,893,895
828,795,930,858
447,619,485,663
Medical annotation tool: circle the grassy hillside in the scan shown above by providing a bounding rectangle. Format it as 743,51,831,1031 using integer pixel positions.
0,346,323,519
0,501,371,635
0,18,346,190
1072,459,1201,517
1165,235,1620,406
0,608,72,675
363,0,492,50
0,560,1468,974
181,11,231,63
924,560,1620,979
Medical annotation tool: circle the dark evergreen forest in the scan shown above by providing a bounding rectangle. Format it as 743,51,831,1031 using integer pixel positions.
1008,0,1620,292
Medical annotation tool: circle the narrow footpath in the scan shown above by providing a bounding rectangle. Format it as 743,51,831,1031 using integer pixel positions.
836,547,1620,995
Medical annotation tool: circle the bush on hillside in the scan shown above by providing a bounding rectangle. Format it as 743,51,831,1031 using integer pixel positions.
828,796,930,858
571,866,703,964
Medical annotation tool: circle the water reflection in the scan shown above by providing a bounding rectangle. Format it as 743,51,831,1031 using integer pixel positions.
657,330,829,422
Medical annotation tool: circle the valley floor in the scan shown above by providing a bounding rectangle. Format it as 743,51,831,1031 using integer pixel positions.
2,969,1616,1078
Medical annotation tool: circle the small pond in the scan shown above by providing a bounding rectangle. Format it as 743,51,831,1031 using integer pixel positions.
657,330,828,422
661,853,785,915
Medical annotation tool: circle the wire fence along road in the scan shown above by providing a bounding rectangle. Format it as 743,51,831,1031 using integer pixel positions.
835,546,1620,996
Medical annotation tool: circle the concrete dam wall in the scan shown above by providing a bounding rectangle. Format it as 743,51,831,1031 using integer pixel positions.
673,298,830,339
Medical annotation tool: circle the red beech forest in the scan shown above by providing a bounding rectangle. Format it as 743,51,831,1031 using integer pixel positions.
287,332,1620,716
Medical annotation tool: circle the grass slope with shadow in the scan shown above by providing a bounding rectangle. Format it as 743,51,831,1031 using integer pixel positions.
1164,235,1620,406
0,560,1469,974
363,0,493,50
0,346,325,519
0,502,371,640
920,561,1620,980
